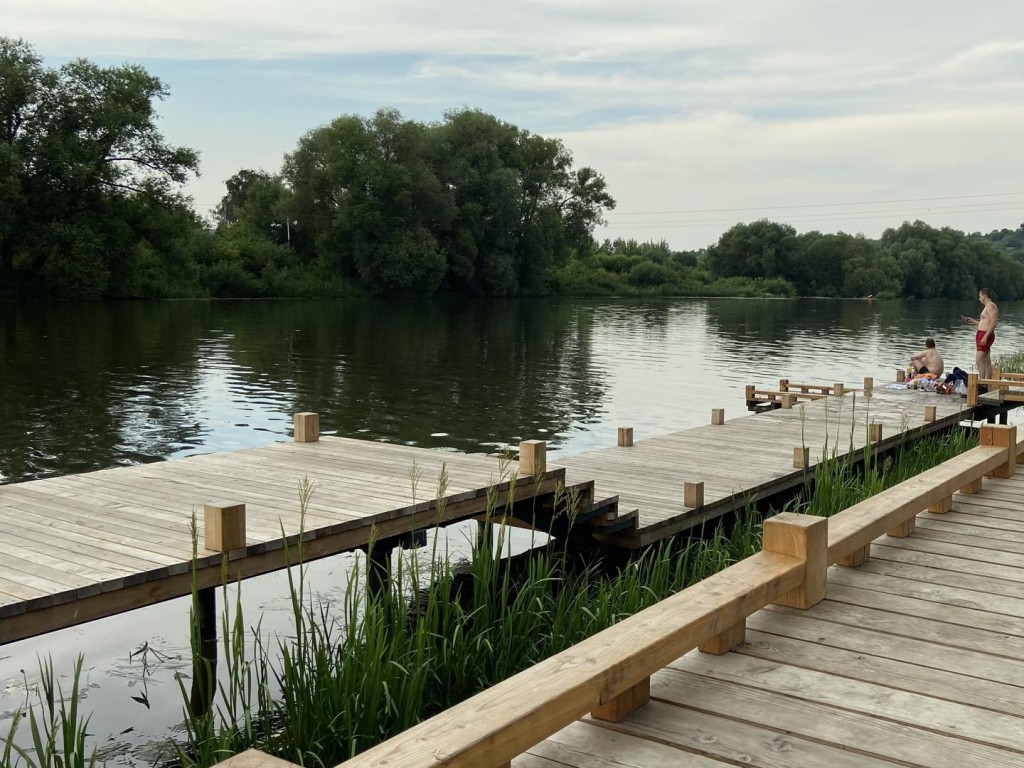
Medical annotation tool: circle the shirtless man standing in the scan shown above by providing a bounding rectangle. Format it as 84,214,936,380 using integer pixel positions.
910,338,943,377
963,288,999,380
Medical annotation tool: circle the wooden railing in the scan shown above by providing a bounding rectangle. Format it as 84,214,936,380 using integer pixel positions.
213,424,1018,768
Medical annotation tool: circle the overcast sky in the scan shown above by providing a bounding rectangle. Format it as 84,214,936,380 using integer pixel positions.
6,0,1024,249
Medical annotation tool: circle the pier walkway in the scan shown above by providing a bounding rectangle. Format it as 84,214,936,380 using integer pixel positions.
0,379,1013,644
561,383,976,547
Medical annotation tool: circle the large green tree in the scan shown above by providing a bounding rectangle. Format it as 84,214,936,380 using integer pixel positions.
0,37,199,296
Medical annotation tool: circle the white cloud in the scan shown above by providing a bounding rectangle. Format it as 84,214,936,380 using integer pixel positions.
6,0,1024,247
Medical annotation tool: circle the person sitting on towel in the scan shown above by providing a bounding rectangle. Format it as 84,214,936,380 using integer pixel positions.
910,338,944,377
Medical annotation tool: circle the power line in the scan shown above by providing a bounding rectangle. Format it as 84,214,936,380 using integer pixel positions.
604,191,1024,217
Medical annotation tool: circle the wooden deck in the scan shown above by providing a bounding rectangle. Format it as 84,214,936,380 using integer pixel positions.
0,436,566,644
514,469,1024,768
561,385,976,547
0,382,998,645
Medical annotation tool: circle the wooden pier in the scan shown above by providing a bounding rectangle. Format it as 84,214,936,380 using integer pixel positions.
0,378,1014,644
561,380,987,548
232,421,1021,768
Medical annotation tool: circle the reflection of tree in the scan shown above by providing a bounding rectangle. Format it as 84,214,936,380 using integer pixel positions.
214,298,609,452
0,303,206,482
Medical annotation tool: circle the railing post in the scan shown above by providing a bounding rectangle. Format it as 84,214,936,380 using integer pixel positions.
779,378,789,393
698,619,746,656
924,405,937,423
837,544,870,568
591,677,651,723
617,427,634,447
967,372,979,407
519,440,547,476
711,408,725,426
684,481,704,508
781,393,794,409
863,376,873,398
833,382,844,396
204,502,247,552
868,422,882,443
980,424,1016,478
793,446,810,469
763,512,828,609
293,412,320,443
896,368,905,383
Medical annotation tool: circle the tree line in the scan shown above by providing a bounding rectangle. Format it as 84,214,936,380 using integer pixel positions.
2,37,1023,301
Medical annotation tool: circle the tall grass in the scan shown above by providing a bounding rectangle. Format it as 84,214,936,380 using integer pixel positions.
0,427,979,768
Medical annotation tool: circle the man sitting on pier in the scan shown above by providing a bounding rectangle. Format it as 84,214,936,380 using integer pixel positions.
910,338,944,377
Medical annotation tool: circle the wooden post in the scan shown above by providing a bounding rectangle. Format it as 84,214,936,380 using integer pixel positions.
519,440,547,476
617,427,634,447
980,424,1016,478
960,476,983,494
867,422,882,443
762,512,828,609
993,367,1002,381
745,384,755,401
684,481,704,508
967,372,978,407
793,446,810,469
204,502,246,552
189,586,218,717
888,517,916,538
711,409,725,426
781,393,795,409
293,412,320,443
833,382,844,396
591,676,650,723
928,496,953,514
837,543,870,568
924,405,937,423
366,539,394,596
863,376,873,398
896,368,905,383
698,619,746,656
779,378,789,393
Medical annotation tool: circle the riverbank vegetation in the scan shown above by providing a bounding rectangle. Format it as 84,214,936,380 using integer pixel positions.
4,36,1024,302
1,426,977,768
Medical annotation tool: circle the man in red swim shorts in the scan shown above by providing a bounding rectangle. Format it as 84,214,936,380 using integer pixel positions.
963,288,999,380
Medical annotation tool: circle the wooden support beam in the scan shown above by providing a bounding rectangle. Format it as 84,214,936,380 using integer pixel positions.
833,382,844,396
980,424,1016,478
896,368,905,383
763,512,828,609
698,619,746,655
927,496,952,514
684,481,704,508
887,517,915,538
960,477,983,494
590,677,650,722
837,543,870,568
924,405,937,423
863,376,873,398
204,502,246,552
617,427,634,447
745,384,755,401
779,378,789,392
781,393,794,409
993,367,1002,380
519,440,547,476
793,446,810,469
967,372,978,407
711,408,725,426
293,412,320,443
867,422,882,443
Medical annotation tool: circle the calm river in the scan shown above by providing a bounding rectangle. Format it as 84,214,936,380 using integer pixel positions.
1,297,1021,763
